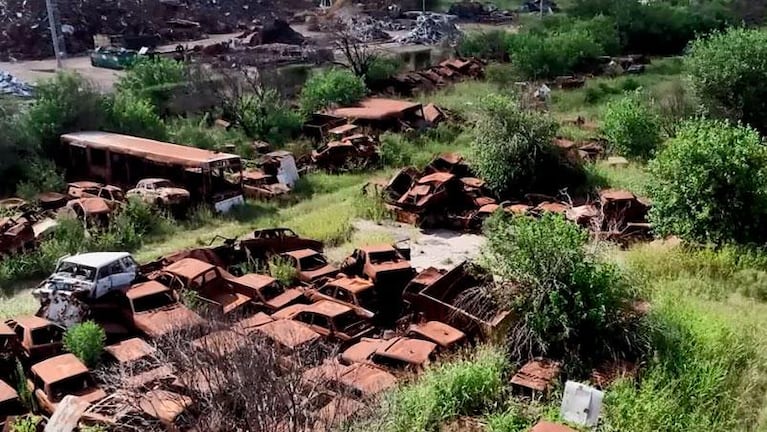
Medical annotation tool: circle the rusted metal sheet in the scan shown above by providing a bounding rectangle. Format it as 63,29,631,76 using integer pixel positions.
61,132,241,170
374,337,436,367
255,319,321,351
529,421,577,432
44,395,90,432
338,363,397,396
328,98,423,121
31,353,89,385
407,321,466,348
192,330,249,357
511,358,562,393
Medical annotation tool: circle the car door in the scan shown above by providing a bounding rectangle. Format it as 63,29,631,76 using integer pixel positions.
94,264,116,299
108,257,138,294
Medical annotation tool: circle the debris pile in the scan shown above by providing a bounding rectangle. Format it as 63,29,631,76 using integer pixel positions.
0,71,33,97
348,15,399,42
254,18,306,45
389,57,485,95
311,133,380,171
448,1,515,23
565,189,652,244
397,13,463,45
0,0,313,60
520,0,560,13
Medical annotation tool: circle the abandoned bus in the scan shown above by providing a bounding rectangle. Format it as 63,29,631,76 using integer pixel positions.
60,132,244,213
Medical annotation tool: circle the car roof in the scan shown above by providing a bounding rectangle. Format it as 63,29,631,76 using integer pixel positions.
256,320,321,349
31,353,89,384
7,315,57,330
339,363,397,395
232,273,277,290
359,244,396,254
282,249,321,260
61,252,131,268
163,258,217,280
376,337,437,364
0,379,18,404
192,330,249,357
328,276,374,293
307,300,354,318
140,178,171,184
407,321,466,348
104,337,156,363
126,281,172,299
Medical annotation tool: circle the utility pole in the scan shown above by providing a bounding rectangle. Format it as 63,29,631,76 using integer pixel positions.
45,0,65,68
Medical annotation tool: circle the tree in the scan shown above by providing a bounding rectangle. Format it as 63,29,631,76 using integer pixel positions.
602,93,663,160
648,119,767,244
482,213,644,368
299,68,367,115
686,28,767,133
106,92,168,140
63,321,106,368
469,94,580,196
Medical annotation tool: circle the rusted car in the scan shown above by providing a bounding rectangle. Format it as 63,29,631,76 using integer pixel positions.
340,336,437,371
239,228,324,259
67,181,125,204
303,360,397,398
29,353,107,415
119,281,206,339
126,178,191,208
191,330,250,358
103,337,174,389
0,216,36,259
406,321,466,349
252,319,322,356
4,316,65,363
155,258,252,316
279,249,339,283
63,197,115,226
0,379,25,429
0,322,18,376
240,169,291,201
341,245,415,284
227,273,307,313
311,134,379,170
305,276,377,319
271,300,374,344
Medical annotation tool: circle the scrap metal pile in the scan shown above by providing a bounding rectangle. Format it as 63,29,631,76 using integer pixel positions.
0,71,33,97
448,1,516,23
0,228,515,429
388,57,485,95
379,153,652,243
0,0,312,60
397,12,463,45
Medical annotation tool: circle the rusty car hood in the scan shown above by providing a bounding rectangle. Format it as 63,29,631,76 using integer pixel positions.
264,288,304,310
302,265,340,282
134,306,204,338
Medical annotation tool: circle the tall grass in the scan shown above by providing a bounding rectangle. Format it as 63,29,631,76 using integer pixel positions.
370,346,508,432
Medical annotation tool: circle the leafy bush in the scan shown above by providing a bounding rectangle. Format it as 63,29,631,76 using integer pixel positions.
15,158,66,201
169,116,251,152
482,213,644,368
365,56,404,86
647,79,697,137
379,132,413,167
469,94,580,196
601,93,662,160
383,347,507,432
117,57,186,97
0,102,36,194
686,28,767,133
107,92,168,140
237,90,303,145
485,63,516,89
24,72,107,154
507,27,603,79
485,406,531,432
649,119,767,245
458,30,512,61
299,68,367,114
11,415,41,432
15,360,33,410
571,0,734,55
269,256,298,286
63,321,106,367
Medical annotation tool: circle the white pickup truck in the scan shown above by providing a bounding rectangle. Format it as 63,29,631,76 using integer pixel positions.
33,252,139,327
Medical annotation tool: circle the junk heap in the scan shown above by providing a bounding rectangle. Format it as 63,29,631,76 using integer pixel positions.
397,12,463,45
0,71,33,97
0,0,313,61
447,1,516,23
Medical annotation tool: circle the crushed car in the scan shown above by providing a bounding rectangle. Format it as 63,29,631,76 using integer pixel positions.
0,216,36,259
0,379,25,429
340,336,438,372
279,249,339,283
239,169,291,201
126,178,191,209
66,181,126,204
4,316,65,363
311,134,379,171
304,276,378,319
271,300,375,344
240,228,324,260
118,281,206,339
29,353,107,415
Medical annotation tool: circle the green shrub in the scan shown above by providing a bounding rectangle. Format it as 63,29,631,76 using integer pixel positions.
63,321,106,367
169,116,251,151
379,132,413,167
299,68,367,114
571,0,734,55
15,158,66,201
14,360,33,410
366,56,404,86
269,256,298,286
0,103,36,194
686,28,767,133
118,57,186,97
485,63,516,89
383,347,508,432
469,94,579,196
24,72,107,154
647,79,697,137
648,119,767,244
237,90,303,145
107,92,168,140
485,406,531,432
601,93,662,160
482,213,644,367
457,30,512,61
508,27,603,79
734,269,767,302
11,415,41,432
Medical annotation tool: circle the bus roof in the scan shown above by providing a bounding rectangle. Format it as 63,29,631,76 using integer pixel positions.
61,132,241,169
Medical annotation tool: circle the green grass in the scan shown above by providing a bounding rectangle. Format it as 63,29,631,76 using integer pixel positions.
586,161,652,196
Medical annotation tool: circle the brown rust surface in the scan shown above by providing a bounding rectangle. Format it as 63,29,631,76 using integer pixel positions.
0,380,18,404
139,390,193,423
163,258,216,281
104,338,156,364
339,363,397,396
256,319,321,350
511,359,562,393
376,337,436,365
31,354,89,384
407,321,466,348
530,421,577,432
328,98,423,121
126,281,172,299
